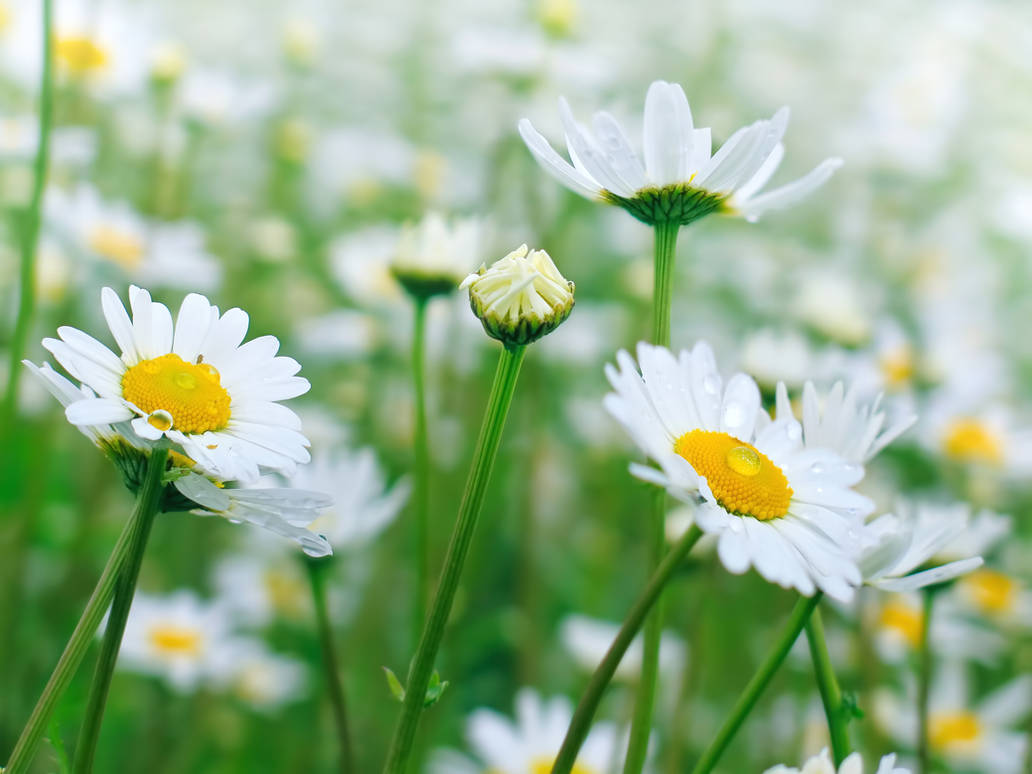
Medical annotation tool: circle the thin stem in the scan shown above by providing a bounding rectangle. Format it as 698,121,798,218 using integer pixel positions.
1,0,54,437
551,525,703,774
689,593,823,774
306,558,354,774
917,588,935,774
3,463,167,773
621,219,680,774
382,343,527,774
411,297,431,639
72,447,168,774
804,606,851,765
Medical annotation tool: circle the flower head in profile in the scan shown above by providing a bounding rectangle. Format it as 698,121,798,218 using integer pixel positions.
763,748,910,774
605,342,882,602
858,501,984,592
519,80,841,225
390,211,481,300
428,688,629,774
461,244,574,347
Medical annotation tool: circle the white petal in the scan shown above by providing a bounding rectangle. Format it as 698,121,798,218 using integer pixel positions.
642,80,693,186
559,98,636,198
66,398,134,425
517,118,603,200
738,157,843,222
101,286,139,364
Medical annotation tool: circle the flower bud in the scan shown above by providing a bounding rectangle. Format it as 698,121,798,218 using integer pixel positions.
461,244,574,346
390,212,480,300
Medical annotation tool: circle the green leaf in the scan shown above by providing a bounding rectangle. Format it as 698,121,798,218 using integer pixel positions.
383,667,405,702
423,670,449,707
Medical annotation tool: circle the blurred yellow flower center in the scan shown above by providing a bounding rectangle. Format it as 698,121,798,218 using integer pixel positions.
962,569,1017,614
122,354,232,434
878,599,923,647
879,347,914,388
929,711,981,752
942,418,1003,465
264,569,306,614
674,430,792,520
55,36,110,76
0,5,11,35
529,758,594,774
148,625,202,656
87,225,145,269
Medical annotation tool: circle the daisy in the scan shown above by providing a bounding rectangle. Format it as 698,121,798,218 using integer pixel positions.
215,639,307,712
762,748,910,774
114,590,233,692
287,446,410,549
518,80,841,225
952,568,1032,630
21,357,332,557
30,285,311,485
857,502,984,592
390,211,481,299
428,688,632,774
604,341,879,602
875,666,1032,774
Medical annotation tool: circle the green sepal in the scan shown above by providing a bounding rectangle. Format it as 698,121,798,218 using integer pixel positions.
602,183,726,226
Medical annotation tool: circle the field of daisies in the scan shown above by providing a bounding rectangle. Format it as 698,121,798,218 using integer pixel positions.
1,0,1031,773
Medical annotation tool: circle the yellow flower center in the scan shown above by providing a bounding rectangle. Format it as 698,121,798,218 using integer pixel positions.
674,430,793,520
929,711,982,753
121,353,232,434
55,35,110,76
87,225,145,269
878,599,923,648
942,418,1003,465
879,347,914,389
0,5,11,35
264,569,306,614
962,569,1018,615
148,624,202,656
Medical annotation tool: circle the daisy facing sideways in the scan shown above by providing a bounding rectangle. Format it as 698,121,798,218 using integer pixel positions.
604,341,899,602
519,79,842,225
25,285,332,556
763,748,910,774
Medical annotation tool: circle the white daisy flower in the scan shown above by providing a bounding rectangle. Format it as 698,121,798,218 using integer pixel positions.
30,285,311,486
858,501,984,592
214,639,307,712
428,688,632,774
875,666,1032,774
114,590,232,692
212,551,310,628
604,342,878,602
518,79,841,225
390,211,481,299
559,614,685,682
952,568,1032,630
288,446,409,550
762,748,910,774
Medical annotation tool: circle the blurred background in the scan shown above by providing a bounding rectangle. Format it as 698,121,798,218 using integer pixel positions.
1,0,1030,771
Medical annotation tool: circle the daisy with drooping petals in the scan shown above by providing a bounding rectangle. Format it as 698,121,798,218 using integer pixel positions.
605,341,876,602
762,748,910,774
33,285,310,484
428,688,633,774
519,80,842,225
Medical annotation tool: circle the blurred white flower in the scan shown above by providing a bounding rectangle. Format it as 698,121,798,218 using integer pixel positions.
559,614,685,682
216,639,307,712
762,747,909,774
390,211,481,298
213,552,310,628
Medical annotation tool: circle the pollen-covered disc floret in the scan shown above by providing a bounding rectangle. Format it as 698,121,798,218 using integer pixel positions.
461,244,574,346
604,341,888,602
674,430,792,520
121,353,231,434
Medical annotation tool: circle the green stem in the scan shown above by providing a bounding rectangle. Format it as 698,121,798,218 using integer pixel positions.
551,525,703,774
3,455,167,773
917,588,935,774
804,607,851,765
1,0,53,438
382,343,527,774
689,593,822,774
72,446,168,774
620,219,680,774
306,558,354,774
411,297,430,639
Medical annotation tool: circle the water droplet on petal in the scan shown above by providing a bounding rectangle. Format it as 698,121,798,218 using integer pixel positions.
703,375,720,395
810,462,825,474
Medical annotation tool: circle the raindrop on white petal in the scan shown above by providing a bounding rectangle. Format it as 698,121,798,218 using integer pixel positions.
810,462,825,474
702,375,720,395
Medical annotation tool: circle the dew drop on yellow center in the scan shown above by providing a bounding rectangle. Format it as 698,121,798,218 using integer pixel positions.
122,353,231,434
674,430,792,520
148,624,202,656
942,418,1003,465
55,35,110,76
929,711,981,752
